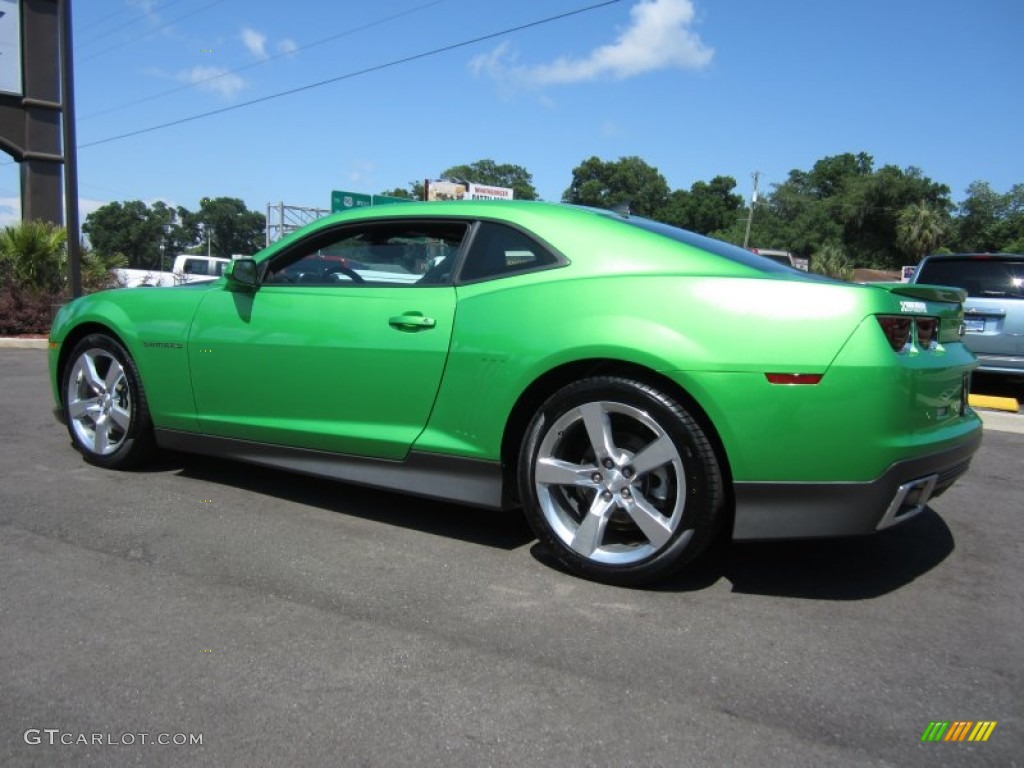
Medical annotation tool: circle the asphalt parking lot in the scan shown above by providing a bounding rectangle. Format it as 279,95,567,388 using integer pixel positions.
1,348,1021,767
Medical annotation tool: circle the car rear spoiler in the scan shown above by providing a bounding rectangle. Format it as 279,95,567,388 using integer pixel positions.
867,282,967,305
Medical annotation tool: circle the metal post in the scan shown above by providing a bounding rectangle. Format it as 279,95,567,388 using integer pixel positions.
59,0,81,297
742,170,760,250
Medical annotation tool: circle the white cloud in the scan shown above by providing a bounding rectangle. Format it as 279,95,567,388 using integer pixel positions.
345,161,377,188
471,0,713,86
128,0,161,25
601,120,623,137
240,26,268,59
277,38,298,56
177,66,246,99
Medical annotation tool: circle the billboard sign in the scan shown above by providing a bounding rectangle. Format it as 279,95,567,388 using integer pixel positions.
425,180,466,201
0,0,21,96
425,180,514,202
466,183,513,201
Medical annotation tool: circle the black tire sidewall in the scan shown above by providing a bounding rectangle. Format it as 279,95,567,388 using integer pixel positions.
62,333,154,469
518,376,722,586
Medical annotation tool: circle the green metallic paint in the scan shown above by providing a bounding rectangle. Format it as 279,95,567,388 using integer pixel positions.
50,283,214,432
186,283,456,458
49,201,981,496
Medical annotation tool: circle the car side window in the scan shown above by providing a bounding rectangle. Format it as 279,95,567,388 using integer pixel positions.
265,221,468,287
458,221,559,282
182,258,208,275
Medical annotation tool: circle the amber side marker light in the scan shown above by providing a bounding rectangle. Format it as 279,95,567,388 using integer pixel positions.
765,373,823,385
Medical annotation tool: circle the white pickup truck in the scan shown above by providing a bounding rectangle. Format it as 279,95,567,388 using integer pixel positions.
115,255,234,288
749,248,810,271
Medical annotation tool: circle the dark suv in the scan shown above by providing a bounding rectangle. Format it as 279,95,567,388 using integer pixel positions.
912,253,1024,375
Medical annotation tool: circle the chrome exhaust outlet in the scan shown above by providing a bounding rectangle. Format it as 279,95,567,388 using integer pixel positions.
876,474,939,530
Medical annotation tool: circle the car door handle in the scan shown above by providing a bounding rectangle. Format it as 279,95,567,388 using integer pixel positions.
388,313,436,330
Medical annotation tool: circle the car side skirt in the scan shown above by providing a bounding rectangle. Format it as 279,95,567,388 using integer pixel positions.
154,429,509,510
732,430,982,540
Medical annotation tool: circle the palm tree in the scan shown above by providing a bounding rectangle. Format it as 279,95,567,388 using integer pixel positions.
0,219,68,296
810,243,854,281
897,203,948,261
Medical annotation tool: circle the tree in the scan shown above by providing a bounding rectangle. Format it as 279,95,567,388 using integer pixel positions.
896,203,948,261
83,200,167,269
440,159,538,200
842,164,951,268
953,181,1024,252
0,221,73,334
194,197,266,256
712,202,793,251
810,243,854,281
749,153,951,269
0,219,67,296
79,241,127,292
562,156,670,217
379,187,414,200
658,176,744,234
151,201,200,259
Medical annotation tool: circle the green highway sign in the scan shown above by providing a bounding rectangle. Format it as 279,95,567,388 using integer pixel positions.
331,190,371,211
331,190,414,213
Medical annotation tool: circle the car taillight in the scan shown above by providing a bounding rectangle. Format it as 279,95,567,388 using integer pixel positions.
765,373,823,385
916,317,938,349
876,316,912,352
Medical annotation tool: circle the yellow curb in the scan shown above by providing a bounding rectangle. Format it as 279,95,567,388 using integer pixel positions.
969,394,1020,413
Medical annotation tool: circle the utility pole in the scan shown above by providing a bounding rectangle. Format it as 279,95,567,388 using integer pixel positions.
742,170,760,249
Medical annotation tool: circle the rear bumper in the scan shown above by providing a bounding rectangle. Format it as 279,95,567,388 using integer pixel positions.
731,428,982,540
975,352,1024,375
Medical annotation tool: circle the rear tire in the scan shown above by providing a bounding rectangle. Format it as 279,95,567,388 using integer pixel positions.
518,376,724,586
62,334,155,469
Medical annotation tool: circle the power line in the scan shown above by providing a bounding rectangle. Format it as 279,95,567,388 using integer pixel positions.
81,0,448,122
79,0,230,62
77,0,194,40
80,0,624,149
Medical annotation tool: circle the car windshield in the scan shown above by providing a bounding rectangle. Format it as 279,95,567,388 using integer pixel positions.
917,257,1024,299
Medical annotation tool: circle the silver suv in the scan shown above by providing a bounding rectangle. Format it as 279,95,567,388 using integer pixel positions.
912,253,1024,375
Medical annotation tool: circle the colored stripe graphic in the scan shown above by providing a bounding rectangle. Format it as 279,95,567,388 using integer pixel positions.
968,722,997,742
921,721,997,742
945,721,972,741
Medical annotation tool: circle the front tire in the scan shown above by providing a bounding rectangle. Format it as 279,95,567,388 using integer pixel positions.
62,333,155,469
518,376,724,586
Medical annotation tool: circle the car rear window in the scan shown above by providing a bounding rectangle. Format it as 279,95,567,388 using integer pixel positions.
609,214,798,274
917,257,1024,299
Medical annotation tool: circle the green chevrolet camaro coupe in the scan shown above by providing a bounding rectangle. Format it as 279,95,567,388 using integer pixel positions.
48,201,982,585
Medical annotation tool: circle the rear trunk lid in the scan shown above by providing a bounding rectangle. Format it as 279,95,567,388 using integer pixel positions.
869,282,967,345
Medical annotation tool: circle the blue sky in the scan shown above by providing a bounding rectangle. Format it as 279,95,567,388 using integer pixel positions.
2,0,1023,228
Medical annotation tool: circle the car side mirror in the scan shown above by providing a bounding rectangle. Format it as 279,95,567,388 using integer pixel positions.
225,258,259,292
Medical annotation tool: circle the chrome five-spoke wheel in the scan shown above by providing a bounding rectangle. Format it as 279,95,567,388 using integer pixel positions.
535,401,688,565
67,347,132,456
519,377,723,585
62,334,154,468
